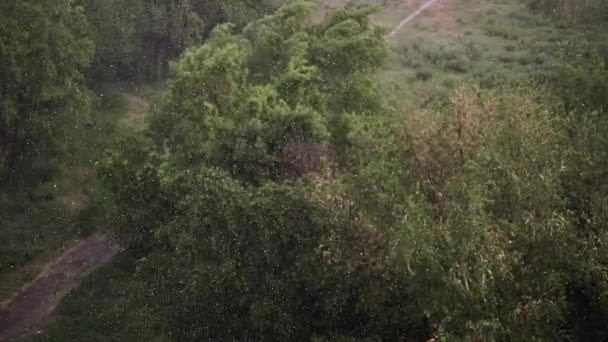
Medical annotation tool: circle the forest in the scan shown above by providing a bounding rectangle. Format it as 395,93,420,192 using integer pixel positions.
1,0,608,340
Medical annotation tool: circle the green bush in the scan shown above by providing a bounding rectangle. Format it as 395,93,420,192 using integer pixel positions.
345,85,599,340
396,38,473,74
444,55,471,73
497,53,515,63
484,24,520,40
416,69,433,81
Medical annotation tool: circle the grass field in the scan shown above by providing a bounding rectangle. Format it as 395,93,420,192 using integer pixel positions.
375,0,607,111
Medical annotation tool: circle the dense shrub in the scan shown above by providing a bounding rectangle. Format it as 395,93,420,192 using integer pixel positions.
341,83,608,340
415,69,433,81
395,38,472,74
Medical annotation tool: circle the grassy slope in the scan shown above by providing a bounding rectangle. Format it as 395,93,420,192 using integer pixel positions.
25,0,608,340
379,0,606,111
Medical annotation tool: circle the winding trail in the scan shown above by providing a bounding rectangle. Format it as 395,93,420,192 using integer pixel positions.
387,0,441,37
0,234,119,341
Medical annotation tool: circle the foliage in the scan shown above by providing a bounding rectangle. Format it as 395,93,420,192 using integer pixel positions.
94,2,404,340
80,0,203,81
79,0,285,82
148,1,387,182
343,85,600,340
548,47,608,340
213,0,285,28
0,0,93,185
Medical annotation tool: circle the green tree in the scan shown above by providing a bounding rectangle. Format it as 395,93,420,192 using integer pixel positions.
0,0,93,185
138,0,204,80
344,86,586,340
212,0,285,27
99,2,426,340
148,1,388,182
80,0,285,82
81,0,203,81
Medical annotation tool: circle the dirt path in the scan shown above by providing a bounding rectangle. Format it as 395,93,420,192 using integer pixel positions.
0,90,151,341
387,0,440,37
0,234,120,341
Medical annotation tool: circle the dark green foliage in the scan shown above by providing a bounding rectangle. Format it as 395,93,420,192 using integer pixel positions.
343,86,582,339
153,168,407,340
544,48,608,339
415,69,433,81
80,0,204,81
79,0,284,82
215,0,286,28
0,0,93,185
396,38,471,74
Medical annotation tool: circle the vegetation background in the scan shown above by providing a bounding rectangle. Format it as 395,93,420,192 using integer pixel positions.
1,0,608,340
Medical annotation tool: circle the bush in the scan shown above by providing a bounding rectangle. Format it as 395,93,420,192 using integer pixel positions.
497,53,515,63
478,70,508,88
416,69,433,81
518,52,547,65
442,77,457,88
346,85,592,340
395,43,424,68
484,24,520,40
465,41,483,61
444,55,471,73
397,38,474,74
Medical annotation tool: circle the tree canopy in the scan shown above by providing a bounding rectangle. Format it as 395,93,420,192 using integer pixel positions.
0,0,93,185
79,0,285,81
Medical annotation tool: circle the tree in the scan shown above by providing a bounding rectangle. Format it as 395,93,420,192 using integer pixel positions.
138,0,204,80
99,1,426,340
0,0,93,185
148,0,388,182
81,0,203,81
527,0,608,23
207,0,285,28
341,81,608,340
80,0,286,82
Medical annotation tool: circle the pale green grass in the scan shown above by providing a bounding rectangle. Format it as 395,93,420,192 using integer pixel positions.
371,5,415,29
374,0,608,110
